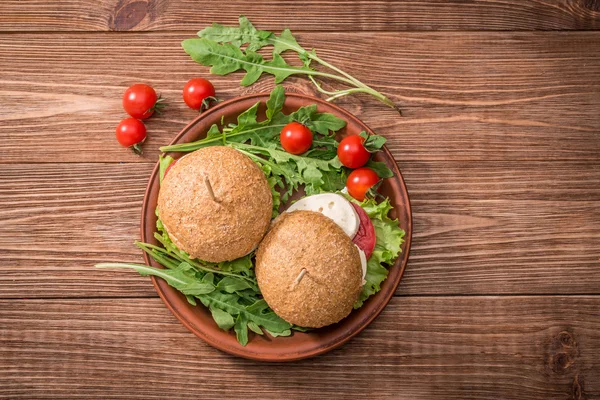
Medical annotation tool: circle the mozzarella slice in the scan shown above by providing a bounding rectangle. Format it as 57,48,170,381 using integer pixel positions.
286,193,360,238
356,245,367,283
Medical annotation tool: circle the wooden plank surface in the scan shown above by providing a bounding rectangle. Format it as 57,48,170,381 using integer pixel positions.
1,161,598,298
2,296,599,399
1,0,599,32
1,1,600,397
0,32,599,163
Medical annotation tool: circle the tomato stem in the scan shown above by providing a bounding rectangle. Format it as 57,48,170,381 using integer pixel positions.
199,96,219,113
131,143,143,155
147,96,167,115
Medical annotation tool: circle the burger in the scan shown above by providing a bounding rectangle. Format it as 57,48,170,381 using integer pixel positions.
256,194,370,328
157,146,272,263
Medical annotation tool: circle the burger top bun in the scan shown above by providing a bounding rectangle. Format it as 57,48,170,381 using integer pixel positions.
255,210,363,328
157,146,272,263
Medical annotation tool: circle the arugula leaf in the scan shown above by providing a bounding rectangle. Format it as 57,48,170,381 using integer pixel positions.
247,321,264,335
265,84,285,121
210,306,236,331
198,292,291,334
215,254,254,276
190,16,399,111
305,168,347,195
234,314,249,345
230,142,344,194
288,105,316,125
216,276,255,293
244,299,291,333
348,198,405,308
202,273,215,285
186,296,197,306
96,262,215,296
263,165,282,217
359,131,387,152
271,28,305,54
366,159,394,179
236,101,260,125
205,123,222,139
291,325,312,332
265,329,292,337
310,112,347,135
290,104,346,135
182,38,313,86
198,16,272,52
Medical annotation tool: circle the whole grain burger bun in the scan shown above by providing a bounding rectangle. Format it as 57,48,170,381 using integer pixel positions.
256,210,363,328
157,146,272,263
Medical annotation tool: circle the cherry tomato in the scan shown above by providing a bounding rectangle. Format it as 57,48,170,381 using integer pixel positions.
123,84,160,120
280,122,313,155
351,203,376,259
347,168,380,201
116,118,146,154
183,78,216,111
337,135,370,168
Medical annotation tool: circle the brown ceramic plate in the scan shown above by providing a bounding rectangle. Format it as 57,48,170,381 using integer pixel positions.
141,92,412,362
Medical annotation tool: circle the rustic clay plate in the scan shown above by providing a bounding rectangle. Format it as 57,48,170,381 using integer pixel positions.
141,92,412,361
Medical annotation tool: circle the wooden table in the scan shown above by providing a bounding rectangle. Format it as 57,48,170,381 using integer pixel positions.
1,1,600,398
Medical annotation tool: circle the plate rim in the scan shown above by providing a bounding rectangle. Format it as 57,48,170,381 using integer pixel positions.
141,91,412,361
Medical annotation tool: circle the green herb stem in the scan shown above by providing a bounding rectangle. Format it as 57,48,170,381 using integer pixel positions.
311,54,368,89
325,88,373,102
267,39,396,110
308,76,348,96
232,147,284,174
136,240,255,283
96,263,188,285
160,124,286,153
306,64,396,110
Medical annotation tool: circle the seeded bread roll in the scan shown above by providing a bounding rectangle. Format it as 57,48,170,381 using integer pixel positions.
255,210,363,328
157,146,272,262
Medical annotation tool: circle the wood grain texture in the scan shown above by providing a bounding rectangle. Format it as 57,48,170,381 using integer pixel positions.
1,161,598,298
1,32,599,163
0,0,599,32
1,296,599,399
0,163,153,298
1,3,600,394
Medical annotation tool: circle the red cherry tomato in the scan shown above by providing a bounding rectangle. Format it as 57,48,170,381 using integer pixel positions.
116,118,146,154
183,78,216,111
337,135,370,168
122,84,159,120
351,203,376,259
280,122,313,155
347,168,380,201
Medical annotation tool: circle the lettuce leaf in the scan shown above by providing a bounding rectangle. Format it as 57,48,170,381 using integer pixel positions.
159,155,174,185
353,198,405,308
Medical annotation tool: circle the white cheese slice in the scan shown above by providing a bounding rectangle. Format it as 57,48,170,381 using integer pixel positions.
286,193,360,238
356,245,367,284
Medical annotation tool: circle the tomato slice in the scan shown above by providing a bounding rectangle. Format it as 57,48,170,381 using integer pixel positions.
351,203,376,259
164,159,177,177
